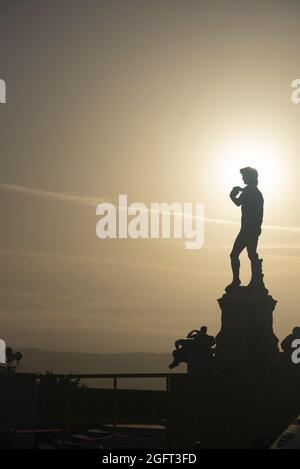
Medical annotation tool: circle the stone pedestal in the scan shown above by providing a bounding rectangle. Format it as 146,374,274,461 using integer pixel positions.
216,287,279,368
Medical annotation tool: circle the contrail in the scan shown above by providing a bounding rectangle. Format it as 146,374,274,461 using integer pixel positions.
0,183,299,233
0,183,108,206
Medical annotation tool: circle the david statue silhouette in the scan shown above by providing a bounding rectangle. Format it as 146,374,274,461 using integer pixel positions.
226,167,265,292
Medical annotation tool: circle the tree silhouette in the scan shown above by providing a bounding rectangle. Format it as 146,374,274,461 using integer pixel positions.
0,346,23,374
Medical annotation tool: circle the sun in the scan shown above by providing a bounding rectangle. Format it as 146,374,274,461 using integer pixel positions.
219,138,282,197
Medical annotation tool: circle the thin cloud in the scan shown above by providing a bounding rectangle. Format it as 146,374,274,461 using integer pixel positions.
1,183,300,233
0,183,108,206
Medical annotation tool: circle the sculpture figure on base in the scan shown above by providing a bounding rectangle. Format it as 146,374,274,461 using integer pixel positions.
169,326,215,371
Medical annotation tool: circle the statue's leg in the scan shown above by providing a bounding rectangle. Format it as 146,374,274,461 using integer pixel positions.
169,349,182,369
246,235,262,286
227,231,246,289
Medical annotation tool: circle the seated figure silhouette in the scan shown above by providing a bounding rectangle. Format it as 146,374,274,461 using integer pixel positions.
226,167,265,292
169,326,215,370
281,327,300,364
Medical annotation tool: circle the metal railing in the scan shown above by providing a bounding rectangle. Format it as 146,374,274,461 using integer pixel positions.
6,372,182,447
60,373,173,447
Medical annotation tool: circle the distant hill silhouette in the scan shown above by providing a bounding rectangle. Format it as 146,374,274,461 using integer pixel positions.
17,349,184,389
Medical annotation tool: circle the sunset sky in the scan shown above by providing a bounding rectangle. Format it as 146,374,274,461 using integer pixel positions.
0,0,300,353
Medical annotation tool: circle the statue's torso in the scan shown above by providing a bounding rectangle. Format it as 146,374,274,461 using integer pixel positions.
240,186,264,232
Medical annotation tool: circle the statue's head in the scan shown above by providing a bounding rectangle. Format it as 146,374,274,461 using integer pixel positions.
200,326,208,334
240,167,258,186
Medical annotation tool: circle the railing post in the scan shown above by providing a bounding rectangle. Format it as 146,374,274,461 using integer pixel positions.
64,376,71,448
112,376,118,447
166,374,171,448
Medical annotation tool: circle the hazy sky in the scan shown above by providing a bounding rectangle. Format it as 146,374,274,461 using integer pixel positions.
0,0,300,353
